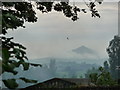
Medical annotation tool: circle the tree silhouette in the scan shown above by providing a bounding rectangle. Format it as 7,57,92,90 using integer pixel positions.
107,35,120,80
0,0,102,89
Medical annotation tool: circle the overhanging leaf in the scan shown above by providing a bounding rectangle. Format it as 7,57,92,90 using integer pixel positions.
2,63,18,75
22,62,29,70
3,79,18,89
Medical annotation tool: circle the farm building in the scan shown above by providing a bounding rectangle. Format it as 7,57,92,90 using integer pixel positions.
22,78,90,89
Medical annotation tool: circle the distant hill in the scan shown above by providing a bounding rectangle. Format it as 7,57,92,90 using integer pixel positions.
72,45,97,55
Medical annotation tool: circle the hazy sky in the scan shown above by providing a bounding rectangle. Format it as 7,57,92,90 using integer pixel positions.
7,2,118,60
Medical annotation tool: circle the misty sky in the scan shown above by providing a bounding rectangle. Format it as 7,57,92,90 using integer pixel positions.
7,2,118,60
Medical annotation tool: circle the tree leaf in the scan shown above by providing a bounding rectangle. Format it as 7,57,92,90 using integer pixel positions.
3,79,18,89
22,62,29,70
2,63,18,75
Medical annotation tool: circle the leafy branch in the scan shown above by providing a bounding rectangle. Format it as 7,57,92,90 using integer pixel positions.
3,77,37,89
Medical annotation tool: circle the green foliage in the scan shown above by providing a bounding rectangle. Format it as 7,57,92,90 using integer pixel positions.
89,2,100,18
2,1,102,34
106,36,120,79
2,37,29,74
2,2,37,34
89,73,98,84
89,35,120,86
1,36,41,88
3,79,18,89
36,1,101,21
89,67,117,86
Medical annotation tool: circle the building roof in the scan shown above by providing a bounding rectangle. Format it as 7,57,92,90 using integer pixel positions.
22,78,90,89
37,78,90,85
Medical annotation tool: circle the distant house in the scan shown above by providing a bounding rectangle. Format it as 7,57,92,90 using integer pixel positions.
22,78,90,89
